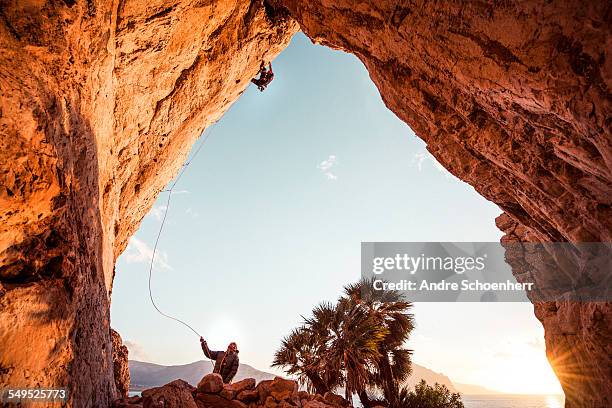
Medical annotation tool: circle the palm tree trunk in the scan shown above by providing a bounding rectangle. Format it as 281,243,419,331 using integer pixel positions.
344,387,352,405
379,355,398,407
344,353,353,405
358,390,373,408
306,371,329,395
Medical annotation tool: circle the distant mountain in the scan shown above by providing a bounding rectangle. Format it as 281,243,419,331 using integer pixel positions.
404,364,457,392
453,382,499,395
129,360,501,395
129,360,275,391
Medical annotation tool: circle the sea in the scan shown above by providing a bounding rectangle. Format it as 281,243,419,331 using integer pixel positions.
462,395,565,408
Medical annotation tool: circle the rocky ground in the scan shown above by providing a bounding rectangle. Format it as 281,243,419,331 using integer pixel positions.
112,374,351,408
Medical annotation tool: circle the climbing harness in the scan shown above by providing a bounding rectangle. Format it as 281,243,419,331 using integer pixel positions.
147,124,217,367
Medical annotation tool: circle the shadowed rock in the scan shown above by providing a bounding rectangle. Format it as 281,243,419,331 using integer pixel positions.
111,328,131,399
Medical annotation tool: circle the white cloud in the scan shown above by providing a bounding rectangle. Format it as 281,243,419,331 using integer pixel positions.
317,155,338,181
124,236,172,270
146,191,189,221
413,151,428,172
411,151,450,176
147,205,167,222
124,340,150,361
186,207,200,218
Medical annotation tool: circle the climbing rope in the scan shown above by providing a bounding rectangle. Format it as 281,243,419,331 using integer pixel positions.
146,124,217,367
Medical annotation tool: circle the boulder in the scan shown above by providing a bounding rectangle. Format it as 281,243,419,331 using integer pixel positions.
234,400,248,408
297,391,312,401
196,393,250,408
112,396,144,408
268,377,298,402
198,373,224,394
301,393,324,407
112,395,144,407
142,379,197,408
264,395,278,408
323,392,349,407
221,378,256,399
255,379,273,402
303,401,334,408
127,396,144,404
220,388,235,400
228,378,256,394
236,389,259,403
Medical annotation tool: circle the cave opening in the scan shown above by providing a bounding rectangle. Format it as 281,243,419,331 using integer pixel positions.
110,33,563,400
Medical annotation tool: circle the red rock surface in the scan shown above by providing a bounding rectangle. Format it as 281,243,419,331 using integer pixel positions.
114,376,341,408
142,379,197,408
0,1,296,407
0,0,609,407
198,373,224,394
269,1,611,406
111,328,131,398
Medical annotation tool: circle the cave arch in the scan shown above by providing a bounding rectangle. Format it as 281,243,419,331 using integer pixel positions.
0,1,609,407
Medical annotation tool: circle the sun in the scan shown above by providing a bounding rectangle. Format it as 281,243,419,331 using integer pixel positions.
203,315,247,350
484,339,564,395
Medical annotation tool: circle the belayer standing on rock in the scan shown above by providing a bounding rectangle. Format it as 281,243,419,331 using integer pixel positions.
251,61,274,91
200,337,240,384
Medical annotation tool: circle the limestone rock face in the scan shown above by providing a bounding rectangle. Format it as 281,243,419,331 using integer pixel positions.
498,214,612,406
111,328,131,398
0,0,610,407
268,1,611,405
0,1,296,407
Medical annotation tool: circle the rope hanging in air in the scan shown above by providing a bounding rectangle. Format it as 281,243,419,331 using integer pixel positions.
146,124,217,367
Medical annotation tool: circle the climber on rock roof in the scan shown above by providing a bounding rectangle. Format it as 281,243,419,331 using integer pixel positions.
200,337,240,384
251,61,274,92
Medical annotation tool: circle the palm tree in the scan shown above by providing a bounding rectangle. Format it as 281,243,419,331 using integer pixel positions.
272,326,335,394
341,279,415,407
273,279,414,407
274,301,387,403
309,300,387,403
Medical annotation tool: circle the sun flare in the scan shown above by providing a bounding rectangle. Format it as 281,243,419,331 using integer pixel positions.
484,338,564,395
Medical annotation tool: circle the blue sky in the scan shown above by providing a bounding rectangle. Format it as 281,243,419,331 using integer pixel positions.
111,33,561,395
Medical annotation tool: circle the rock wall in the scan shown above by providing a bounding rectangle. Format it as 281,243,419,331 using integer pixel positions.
111,328,130,399
0,0,609,407
0,1,296,407
268,1,611,406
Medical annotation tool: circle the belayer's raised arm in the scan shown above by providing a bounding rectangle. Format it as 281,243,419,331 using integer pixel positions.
200,337,219,360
